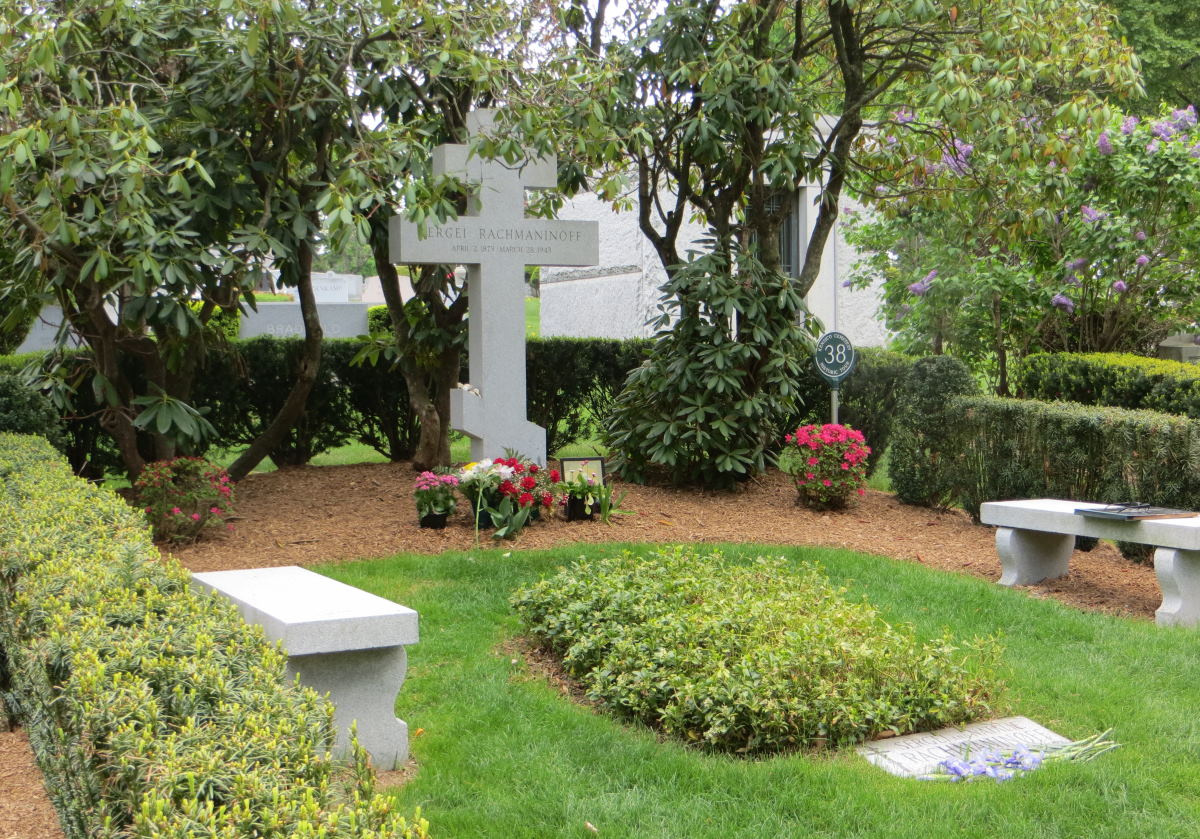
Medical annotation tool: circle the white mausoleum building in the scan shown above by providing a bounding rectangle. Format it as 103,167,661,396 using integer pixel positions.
540,186,888,347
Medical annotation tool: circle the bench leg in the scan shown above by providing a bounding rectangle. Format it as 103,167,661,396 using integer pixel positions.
1154,548,1200,627
287,644,410,770
995,527,1073,586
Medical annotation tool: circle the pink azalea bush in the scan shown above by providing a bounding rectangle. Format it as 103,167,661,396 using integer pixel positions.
133,457,235,542
779,424,871,511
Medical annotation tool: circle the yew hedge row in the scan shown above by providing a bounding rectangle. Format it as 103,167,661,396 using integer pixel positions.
0,433,429,839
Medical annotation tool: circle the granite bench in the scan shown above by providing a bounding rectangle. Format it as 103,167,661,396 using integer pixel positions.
979,498,1200,627
191,566,419,768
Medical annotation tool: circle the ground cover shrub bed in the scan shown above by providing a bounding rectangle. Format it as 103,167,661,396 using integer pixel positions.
0,434,427,838
511,546,1000,752
324,543,1200,839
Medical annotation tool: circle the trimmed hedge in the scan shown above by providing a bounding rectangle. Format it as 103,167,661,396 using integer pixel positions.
888,355,979,508
951,396,1200,528
0,434,428,838
1016,352,1200,419
0,371,66,452
512,546,1000,754
4,337,907,475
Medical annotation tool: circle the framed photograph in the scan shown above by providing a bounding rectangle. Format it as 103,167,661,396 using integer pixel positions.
559,457,605,486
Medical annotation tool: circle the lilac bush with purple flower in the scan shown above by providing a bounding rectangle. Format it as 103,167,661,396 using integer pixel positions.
846,102,1200,391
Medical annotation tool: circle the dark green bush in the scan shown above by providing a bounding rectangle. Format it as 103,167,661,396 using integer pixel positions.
1016,352,1200,419
526,337,651,454
367,304,391,336
323,339,419,461
0,433,429,838
0,306,37,355
186,300,241,342
199,337,353,466
889,355,978,507
512,546,1001,754
951,396,1200,527
0,371,66,452
10,334,654,476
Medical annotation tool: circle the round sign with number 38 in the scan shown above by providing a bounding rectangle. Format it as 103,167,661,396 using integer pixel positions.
814,331,856,385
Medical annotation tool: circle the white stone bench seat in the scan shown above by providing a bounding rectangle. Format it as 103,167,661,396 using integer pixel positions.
979,499,1200,626
192,566,418,768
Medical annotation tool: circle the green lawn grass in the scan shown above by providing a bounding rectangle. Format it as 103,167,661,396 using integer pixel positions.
320,542,1200,839
526,296,540,337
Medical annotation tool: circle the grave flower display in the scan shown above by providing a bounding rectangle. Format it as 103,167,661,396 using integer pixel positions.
922,730,1118,783
457,455,554,537
134,456,234,543
413,471,458,528
779,424,871,511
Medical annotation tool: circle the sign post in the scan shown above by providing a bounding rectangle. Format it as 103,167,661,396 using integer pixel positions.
813,331,856,424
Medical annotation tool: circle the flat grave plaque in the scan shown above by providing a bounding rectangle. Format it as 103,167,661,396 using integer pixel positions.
856,716,1070,778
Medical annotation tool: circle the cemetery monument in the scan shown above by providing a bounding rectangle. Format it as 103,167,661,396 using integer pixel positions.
390,110,599,465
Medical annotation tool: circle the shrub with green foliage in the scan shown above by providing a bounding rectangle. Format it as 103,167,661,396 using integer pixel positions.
8,334,654,476
198,336,353,466
133,457,234,542
889,355,979,507
0,372,66,452
0,434,428,838
951,396,1200,538
512,546,1001,753
323,339,419,461
1016,352,1200,419
604,249,813,488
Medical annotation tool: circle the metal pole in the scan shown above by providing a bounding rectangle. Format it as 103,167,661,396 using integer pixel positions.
831,386,839,425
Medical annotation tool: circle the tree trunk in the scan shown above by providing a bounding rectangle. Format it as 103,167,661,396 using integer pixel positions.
226,243,323,482
371,235,457,471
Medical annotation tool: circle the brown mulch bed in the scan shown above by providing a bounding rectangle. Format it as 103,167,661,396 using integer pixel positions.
174,461,1162,621
2,460,1164,839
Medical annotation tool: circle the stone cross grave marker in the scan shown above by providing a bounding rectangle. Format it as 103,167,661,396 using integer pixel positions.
389,111,599,464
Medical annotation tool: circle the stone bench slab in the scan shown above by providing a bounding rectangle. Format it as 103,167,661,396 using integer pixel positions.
979,499,1200,627
981,499,1200,551
191,566,418,768
191,565,418,655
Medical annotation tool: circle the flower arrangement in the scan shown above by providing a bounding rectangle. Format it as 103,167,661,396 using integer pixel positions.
923,730,1119,783
456,455,556,537
413,471,458,520
134,457,234,542
778,423,871,511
